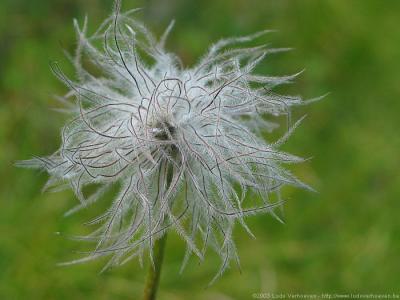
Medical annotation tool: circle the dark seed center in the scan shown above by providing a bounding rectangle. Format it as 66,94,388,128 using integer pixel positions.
153,122,176,140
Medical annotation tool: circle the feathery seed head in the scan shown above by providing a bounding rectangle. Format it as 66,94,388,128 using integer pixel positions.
19,1,312,282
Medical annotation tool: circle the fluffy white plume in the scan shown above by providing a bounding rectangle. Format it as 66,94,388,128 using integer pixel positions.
19,1,311,283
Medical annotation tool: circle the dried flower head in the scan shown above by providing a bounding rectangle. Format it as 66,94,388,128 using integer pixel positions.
19,1,314,282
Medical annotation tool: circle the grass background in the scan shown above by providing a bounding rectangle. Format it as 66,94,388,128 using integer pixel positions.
1,0,399,299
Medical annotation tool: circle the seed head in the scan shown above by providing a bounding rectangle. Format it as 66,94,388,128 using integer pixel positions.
19,1,313,283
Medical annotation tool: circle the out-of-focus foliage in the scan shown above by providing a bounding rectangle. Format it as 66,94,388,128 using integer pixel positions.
1,0,399,299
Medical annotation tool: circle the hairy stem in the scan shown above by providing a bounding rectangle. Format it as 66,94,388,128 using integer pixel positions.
142,160,174,300
142,233,168,300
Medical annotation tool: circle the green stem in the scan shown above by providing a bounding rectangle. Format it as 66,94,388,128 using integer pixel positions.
142,160,174,300
142,233,168,300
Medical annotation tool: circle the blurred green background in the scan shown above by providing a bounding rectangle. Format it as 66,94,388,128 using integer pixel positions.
1,0,400,299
